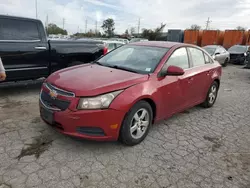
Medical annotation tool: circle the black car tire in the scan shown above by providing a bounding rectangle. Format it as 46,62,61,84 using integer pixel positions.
222,58,228,67
119,101,153,146
202,81,219,108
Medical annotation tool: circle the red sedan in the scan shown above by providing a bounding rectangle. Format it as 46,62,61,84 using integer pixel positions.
39,41,222,145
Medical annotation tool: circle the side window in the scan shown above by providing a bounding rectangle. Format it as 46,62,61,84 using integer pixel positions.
189,48,205,67
204,53,213,64
0,18,40,40
166,47,189,69
108,43,115,51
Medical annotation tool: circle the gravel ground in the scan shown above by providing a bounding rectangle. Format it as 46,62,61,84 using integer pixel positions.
0,65,250,188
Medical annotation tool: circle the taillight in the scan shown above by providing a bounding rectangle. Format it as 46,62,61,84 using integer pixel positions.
103,47,108,55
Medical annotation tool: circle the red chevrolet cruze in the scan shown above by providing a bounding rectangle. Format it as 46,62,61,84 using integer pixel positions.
40,41,222,145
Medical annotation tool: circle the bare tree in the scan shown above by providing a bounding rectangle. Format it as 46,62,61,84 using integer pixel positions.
130,27,136,35
236,26,246,31
189,24,201,30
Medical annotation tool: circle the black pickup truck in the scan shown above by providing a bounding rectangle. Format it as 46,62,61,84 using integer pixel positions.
0,15,106,82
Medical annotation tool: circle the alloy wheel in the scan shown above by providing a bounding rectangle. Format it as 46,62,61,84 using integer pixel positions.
208,85,217,104
130,108,149,139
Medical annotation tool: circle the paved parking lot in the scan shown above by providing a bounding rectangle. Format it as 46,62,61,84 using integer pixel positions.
0,65,250,188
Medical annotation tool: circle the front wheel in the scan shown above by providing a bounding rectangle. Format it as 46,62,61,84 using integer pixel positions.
119,101,153,146
202,81,219,108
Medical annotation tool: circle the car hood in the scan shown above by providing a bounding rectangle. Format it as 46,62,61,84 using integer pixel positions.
46,64,149,96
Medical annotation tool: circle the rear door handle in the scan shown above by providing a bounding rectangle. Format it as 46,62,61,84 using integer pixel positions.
35,46,47,50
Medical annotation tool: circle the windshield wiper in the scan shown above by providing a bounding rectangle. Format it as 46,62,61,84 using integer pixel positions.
109,65,140,73
91,61,104,66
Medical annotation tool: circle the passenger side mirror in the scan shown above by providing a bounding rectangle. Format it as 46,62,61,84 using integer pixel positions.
160,65,185,77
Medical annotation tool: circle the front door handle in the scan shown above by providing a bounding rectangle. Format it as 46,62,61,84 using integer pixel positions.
188,77,193,84
35,46,47,50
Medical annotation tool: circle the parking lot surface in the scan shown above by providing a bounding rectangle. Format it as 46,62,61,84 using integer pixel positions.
0,65,250,188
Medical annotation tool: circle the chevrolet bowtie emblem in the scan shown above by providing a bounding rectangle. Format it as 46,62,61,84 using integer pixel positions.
49,90,58,99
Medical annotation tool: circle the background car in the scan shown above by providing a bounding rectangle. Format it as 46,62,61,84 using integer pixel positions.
129,38,149,43
203,45,230,67
103,40,125,52
228,45,249,65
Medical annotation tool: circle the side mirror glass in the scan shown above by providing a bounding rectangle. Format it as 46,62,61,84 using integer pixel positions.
160,65,185,77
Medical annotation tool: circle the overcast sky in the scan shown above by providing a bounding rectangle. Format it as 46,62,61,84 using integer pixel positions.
1,0,250,35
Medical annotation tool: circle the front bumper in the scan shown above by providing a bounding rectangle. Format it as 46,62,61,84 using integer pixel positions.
229,56,245,64
39,100,126,141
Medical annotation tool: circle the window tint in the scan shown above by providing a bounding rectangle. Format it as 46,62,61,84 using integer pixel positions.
167,48,189,69
189,48,205,66
0,18,40,40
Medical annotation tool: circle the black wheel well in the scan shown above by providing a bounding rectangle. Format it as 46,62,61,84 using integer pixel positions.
141,98,157,124
214,79,220,87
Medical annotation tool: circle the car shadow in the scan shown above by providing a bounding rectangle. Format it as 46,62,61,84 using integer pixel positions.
0,79,44,97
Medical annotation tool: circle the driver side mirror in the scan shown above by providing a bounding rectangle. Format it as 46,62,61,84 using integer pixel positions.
160,65,185,77
215,52,220,56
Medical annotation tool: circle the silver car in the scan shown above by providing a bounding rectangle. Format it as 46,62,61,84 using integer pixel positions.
203,45,230,67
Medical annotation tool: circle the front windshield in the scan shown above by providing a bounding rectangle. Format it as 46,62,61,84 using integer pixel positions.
96,45,169,74
228,45,247,53
203,47,216,55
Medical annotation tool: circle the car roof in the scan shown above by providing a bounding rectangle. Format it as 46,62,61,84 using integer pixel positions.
104,40,124,44
203,45,221,48
0,14,40,22
130,41,182,48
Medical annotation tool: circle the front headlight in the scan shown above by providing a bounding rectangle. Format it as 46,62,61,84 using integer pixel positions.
77,90,123,110
212,55,215,59
244,52,247,56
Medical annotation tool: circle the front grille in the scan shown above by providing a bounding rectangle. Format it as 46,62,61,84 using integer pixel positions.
76,127,105,136
230,54,243,60
41,90,70,111
45,83,75,97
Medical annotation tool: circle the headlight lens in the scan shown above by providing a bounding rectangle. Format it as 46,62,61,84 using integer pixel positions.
244,52,247,56
212,55,215,59
77,90,123,109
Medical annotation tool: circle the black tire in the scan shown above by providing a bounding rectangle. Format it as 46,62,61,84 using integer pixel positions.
119,101,153,146
68,61,84,67
202,81,219,108
222,58,228,67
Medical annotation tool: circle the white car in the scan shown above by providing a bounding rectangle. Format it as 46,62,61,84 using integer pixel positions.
103,40,125,52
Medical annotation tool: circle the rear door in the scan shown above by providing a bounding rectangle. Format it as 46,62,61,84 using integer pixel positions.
0,17,49,81
186,47,212,104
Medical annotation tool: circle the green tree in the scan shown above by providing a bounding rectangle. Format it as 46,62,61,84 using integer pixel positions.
141,23,166,40
125,29,129,35
189,24,201,30
101,18,115,37
46,23,67,35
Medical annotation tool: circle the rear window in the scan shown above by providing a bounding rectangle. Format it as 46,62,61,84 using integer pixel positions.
0,18,40,40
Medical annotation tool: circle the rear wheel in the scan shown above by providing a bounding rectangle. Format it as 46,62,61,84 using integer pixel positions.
202,81,219,108
222,58,228,67
119,101,153,146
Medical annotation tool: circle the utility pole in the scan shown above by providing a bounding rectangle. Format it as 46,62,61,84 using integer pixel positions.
45,14,48,29
138,18,141,35
205,17,212,30
85,19,88,33
35,0,38,18
63,18,65,29
95,20,98,35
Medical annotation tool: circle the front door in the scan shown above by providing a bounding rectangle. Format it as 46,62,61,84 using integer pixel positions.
157,47,191,118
